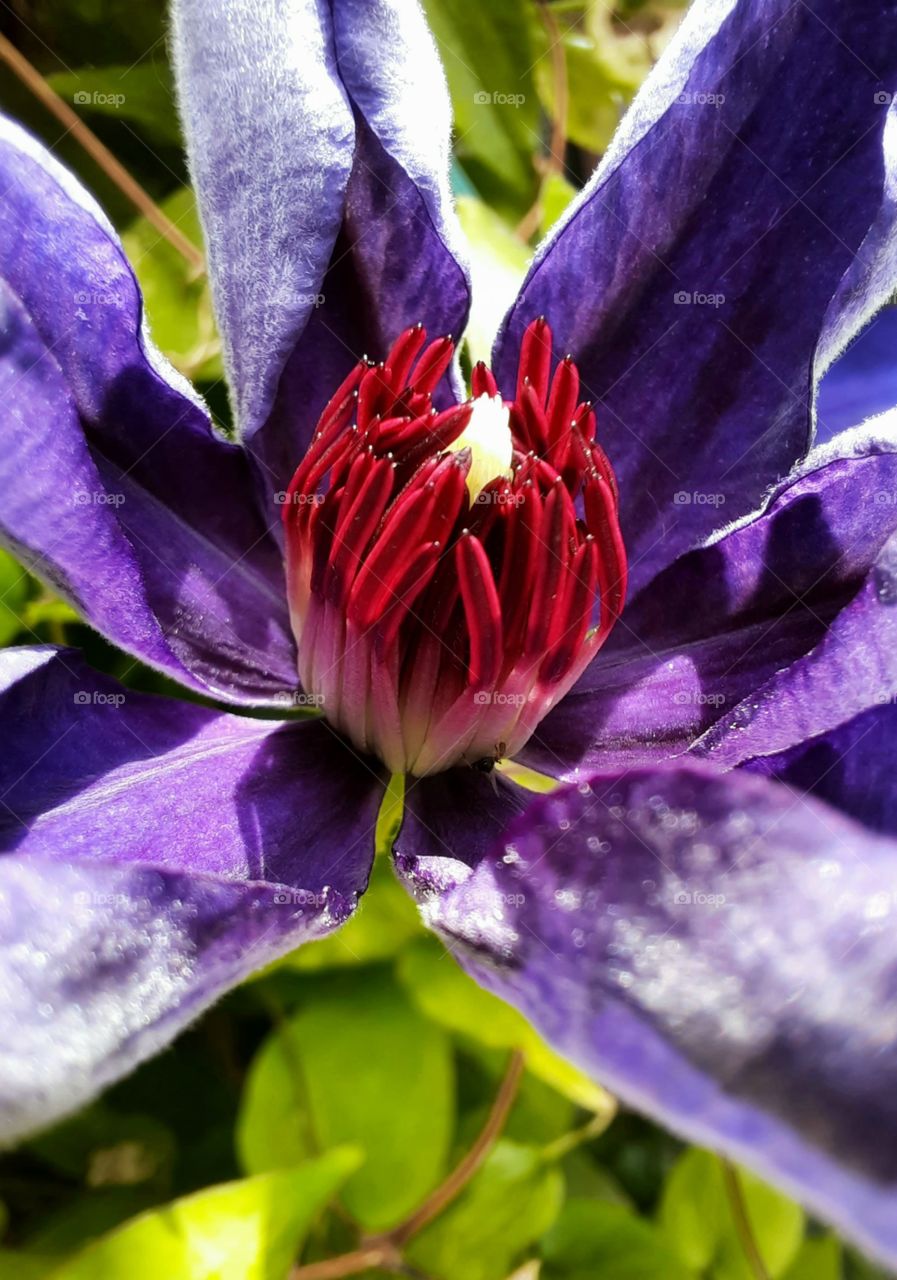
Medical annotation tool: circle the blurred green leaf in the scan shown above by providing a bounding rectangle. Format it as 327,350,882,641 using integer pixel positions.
456,195,529,364
236,1021,313,1176
0,1251,56,1280
22,1190,160,1259
46,65,181,147
278,856,422,973
26,1105,174,1188
539,172,577,236
121,189,222,383
399,938,615,1117
0,549,29,645
48,1150,360,1280
421,0,540,219
659,1149,804,1279
782,1235,842,1280
558,1150,632,1206
283,968,455,1230
407,1140,564,1280
543,1197,695,1280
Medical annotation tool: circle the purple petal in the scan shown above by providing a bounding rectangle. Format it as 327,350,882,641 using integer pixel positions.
519,422,897,778
817,307,897,445
395,761,897,1267
0,119,297,703
0,648,383,1141
493,1,897,596
252,114,471,495
173,0,469,484
744,702,897,838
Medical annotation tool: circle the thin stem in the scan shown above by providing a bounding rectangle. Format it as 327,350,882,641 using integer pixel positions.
290,1049,526,1280
0,32,205,274
288,1244,402,1280
517,0,570,241
540,1111,610,1164
720,1159,771,1280
391,1049,526,1242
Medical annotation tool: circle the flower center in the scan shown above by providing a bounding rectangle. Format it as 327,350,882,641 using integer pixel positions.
283,317,627,776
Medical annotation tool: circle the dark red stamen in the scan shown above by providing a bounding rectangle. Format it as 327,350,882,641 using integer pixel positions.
283,317,627,775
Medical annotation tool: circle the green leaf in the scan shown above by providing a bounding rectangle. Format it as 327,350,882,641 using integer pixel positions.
0,549,29,645
781,1235,841,1280
398,938,615,1117
46,65,181,147
279,854,423,972
48,1150,361,1280
121,189,222,383
26,1104,174,1186
543,1197,695,1280
23,1190,160,1259
0,1252,57,1280
659,1149,805,1279
407,1140,564,1280
420,0,540,219
456,196,529,365
285,968,455,1230
539,173,577,237
236,1020,314,1176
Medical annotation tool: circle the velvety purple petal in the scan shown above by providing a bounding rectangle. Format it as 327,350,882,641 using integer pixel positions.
252,114,471,496
494,0,897,596
0,119,297,703
173,0,469,485
395,762,897,1267
172,0,355,443
395,768,530,897
817,306,897,445
519,422,897,778
691,527,897,768
744,702,897,838
0,647,384,1141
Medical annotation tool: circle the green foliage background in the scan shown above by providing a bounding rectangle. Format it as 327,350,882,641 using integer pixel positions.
0,1,889,1276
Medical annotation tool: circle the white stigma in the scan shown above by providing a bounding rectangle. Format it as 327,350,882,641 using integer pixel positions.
446,393,514,504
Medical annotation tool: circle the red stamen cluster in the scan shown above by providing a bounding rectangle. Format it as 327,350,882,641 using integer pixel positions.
283,317,626,776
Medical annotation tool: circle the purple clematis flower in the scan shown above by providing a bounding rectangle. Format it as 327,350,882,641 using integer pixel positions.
3,0,897,1263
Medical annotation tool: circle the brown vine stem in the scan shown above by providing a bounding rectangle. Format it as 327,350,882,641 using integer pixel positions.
0,32,205,274
391,1049,526,1242
720,1159,771,1280
517,0,570,242
290,1049,526,1280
